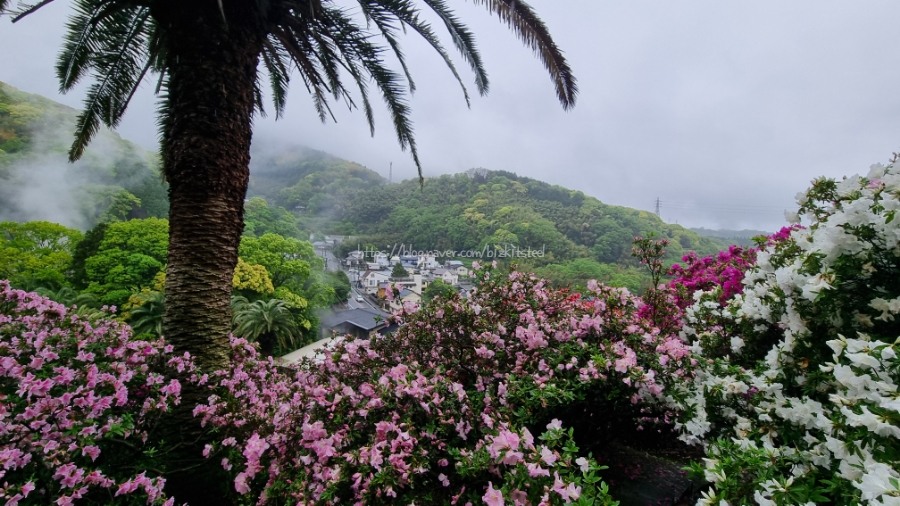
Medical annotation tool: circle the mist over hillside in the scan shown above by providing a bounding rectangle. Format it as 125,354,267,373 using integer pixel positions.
1,81,740,292
0,81,167,229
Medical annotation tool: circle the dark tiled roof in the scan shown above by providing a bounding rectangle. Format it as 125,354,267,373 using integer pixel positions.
320,308,390,331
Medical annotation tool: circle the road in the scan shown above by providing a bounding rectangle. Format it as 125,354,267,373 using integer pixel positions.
316,244,381,312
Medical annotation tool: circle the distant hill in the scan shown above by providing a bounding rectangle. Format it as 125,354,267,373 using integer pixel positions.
0,81,167,229
323,168,736,265
690,227,772,247
0,82,739,294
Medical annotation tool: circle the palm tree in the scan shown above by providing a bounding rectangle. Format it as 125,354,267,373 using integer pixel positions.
1,1,576,501
1,0,575,373
232,298,301,357
129,290,165,337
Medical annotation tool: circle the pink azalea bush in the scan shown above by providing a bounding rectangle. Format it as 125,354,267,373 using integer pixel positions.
0,280,188,506
195,262,696,505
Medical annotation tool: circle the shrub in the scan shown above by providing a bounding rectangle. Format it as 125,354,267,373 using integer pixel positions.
673,163,900,505
0,280,189,505
195,262,697,505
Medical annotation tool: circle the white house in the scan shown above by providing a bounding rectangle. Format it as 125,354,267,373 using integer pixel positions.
374,252,390,269
446,260,469,278
418,254,441,270
432,268,459,286
361,270,390,294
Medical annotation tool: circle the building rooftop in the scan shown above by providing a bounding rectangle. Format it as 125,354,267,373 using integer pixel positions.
320,308,390,332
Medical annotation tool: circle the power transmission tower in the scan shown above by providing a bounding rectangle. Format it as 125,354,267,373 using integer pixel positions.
389,162,392,184
655,197,661,217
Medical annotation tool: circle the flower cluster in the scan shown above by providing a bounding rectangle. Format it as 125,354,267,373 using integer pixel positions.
195,262,695,504
668,245,758,308
670,162,900,505
0,280,187,505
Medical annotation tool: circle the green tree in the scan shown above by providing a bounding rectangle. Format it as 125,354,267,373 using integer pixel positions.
326,270,351,304
238,234,318,288
391,262,409,278
0,221,83,290
75,184,142,224
83,218,168,307
232,298,300,357
423,279,456,303
69,222,108,290
232,257,275,296
243,197,302,239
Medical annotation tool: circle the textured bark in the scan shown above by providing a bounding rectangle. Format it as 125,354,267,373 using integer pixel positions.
152,2,263,503
159,3,261,373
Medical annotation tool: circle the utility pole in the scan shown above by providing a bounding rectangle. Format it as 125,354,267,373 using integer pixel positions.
654,197,661,217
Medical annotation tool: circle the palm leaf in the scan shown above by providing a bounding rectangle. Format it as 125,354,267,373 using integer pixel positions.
321,6,423,178
470,0,577,109
423,0,488,95
67,5,154,161
366,0,472,106
357,0,417,94
260,39,292,118
6,0,56,21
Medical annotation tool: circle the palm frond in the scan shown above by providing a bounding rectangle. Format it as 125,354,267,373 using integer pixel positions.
470,0,577,109
8,0,56,22
366,0,472,106
272,26,335,122
321,6,423,179
66,5,154,161
261,39,291,118
422,0,487,97
357,0,416,94
55,0,104,91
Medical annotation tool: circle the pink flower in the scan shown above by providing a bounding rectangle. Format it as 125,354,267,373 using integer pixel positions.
527,462,550,477
234,472,251,494
482,482,504,506
540,446,557,466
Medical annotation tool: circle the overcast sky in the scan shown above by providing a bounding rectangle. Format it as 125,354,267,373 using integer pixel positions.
3,0,900,232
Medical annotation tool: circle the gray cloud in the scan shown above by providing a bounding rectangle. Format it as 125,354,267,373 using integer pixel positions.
3,0,900,232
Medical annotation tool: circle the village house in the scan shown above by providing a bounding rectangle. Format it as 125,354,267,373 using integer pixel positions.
374,252,390,269
445,260,469,278
376,274,423,299
432,267,459,286
361,270,390,294
389,288,422,312
319,308,391,340
417,254,441,270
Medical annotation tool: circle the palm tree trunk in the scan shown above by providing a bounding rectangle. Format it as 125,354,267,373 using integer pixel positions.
153,3,263,503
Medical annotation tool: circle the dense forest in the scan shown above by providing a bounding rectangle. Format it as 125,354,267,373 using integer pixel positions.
247,159,741,292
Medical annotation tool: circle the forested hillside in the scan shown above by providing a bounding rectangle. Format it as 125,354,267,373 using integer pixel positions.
340,168,730,261
247,144,387,234
0,81,167,228
247,160,738,292
2,82,738,293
